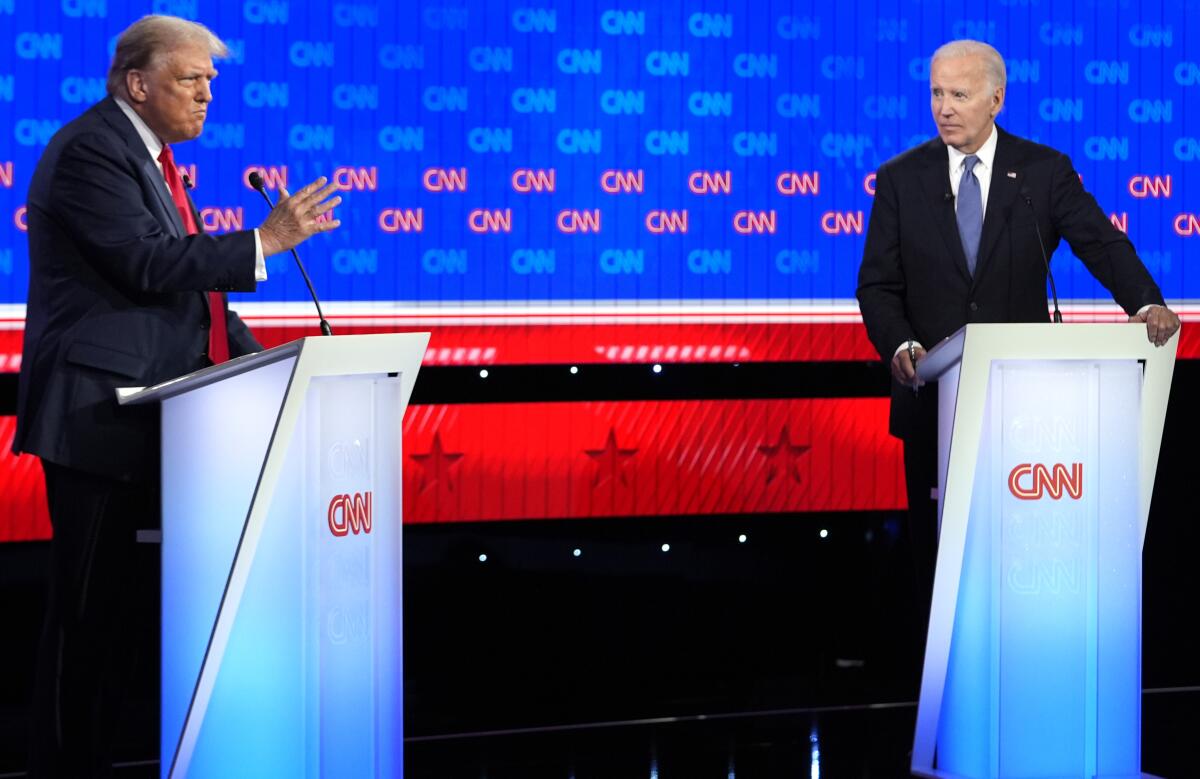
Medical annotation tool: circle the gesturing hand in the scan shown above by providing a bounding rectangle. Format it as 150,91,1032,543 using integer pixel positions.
257,176,342,256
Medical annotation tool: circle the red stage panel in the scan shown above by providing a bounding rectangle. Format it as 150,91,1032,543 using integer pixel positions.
402,398,904,523
0,397,904,541
0,416,49,542
3,309,1186,540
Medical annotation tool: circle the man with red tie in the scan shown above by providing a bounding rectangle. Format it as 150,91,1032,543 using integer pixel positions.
14,15,340,775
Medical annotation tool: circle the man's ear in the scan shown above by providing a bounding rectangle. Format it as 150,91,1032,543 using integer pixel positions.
991,86,1005,117
125,70,148,104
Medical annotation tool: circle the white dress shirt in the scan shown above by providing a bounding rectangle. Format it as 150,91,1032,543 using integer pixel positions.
114,97,266,281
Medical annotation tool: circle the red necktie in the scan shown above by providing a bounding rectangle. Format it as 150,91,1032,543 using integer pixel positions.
158,144,230,364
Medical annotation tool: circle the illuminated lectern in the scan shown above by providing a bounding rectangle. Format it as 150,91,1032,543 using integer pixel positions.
120,333,429,778
911,323,1175,779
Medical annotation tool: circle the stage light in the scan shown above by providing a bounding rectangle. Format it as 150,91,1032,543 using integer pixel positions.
573,548,582,557
569,365,579,374
661,543,670,552
479,369,489,378
478,553,488,562
819,528,829,539
810,723,821,778
652,364,662,373
738,534,747,543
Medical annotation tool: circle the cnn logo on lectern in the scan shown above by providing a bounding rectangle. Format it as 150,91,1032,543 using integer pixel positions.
328,492,373,536
1007,463,1083,501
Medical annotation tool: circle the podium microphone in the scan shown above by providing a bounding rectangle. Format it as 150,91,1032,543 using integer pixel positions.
247,171,334,336
1021,188,1063,324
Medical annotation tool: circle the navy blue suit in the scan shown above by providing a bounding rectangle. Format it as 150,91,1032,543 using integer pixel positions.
15,96,260,481
858,126,1165,440
16,97,262,775
856,126,1166,621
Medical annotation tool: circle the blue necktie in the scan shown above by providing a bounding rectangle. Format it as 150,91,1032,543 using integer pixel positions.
957,154,983,276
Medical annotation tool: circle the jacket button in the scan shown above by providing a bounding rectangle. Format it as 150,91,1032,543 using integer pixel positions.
969,302,979,311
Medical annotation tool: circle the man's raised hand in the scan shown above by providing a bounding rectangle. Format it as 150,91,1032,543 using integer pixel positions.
258,176,342,256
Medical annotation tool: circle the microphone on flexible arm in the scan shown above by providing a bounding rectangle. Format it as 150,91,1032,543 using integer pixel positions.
247,170,334,336
1020,187,1063,323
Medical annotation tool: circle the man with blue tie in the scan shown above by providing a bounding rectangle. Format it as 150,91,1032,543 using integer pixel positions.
857,39,1180,612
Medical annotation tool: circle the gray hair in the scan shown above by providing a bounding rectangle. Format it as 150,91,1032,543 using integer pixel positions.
931,39,1007,90
107,15,228,97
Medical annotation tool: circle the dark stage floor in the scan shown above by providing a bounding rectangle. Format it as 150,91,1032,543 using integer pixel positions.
2,691,1197,777
404,689,1200,779
3,503,1200,777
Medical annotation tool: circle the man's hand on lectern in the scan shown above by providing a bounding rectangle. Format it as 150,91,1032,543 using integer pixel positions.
1129,305,1181,347
891,343,926,389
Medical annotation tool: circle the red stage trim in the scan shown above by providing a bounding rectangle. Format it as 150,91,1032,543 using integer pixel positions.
1,316,1197,368
248,322,882,364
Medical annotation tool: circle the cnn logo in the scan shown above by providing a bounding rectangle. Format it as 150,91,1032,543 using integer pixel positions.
328,492,373,536
1007,463,1083,501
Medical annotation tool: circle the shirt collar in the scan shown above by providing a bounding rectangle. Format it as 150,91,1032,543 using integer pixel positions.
114,96,165,164
947,123,998,174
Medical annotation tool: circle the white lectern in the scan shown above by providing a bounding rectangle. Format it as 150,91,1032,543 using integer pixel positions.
911,323,1175,779
120,333,429,779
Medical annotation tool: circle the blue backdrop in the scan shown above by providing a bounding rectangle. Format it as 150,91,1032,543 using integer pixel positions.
0,0,1195,308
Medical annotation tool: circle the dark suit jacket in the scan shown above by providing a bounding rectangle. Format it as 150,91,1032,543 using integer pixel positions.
15,97,262,481
857,126,1165,439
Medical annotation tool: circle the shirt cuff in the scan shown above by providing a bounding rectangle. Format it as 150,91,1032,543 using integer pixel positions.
894,340,923,358
253,229,267,282
1136,304,1160,317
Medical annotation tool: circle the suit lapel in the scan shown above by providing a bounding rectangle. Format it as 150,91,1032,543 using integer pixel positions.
142,158,187,238
918,142,973,285
973,128,1022,284
185,188,205,235
95,98,187,239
